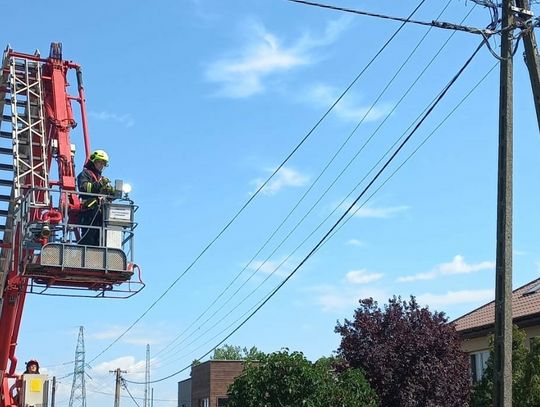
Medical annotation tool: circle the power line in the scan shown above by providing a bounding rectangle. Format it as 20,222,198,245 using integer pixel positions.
121,378,141,407
153,0,478,366
88,0,428,365
86,388,175,403
152,45,495,373
126,38,487,385
156,0,438,361
287,0,494,35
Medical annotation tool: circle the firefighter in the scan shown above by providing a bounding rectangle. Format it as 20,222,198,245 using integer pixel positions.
77,149,113,246
23,360,40,374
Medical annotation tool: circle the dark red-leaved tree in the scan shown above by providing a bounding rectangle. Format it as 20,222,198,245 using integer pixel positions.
335,296,470,407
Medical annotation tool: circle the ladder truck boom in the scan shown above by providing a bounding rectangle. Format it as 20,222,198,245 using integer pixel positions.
0,43,144,407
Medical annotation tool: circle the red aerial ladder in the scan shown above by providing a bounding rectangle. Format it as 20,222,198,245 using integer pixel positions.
0,43,144,407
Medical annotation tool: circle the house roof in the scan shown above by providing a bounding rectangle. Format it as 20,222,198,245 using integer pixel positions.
454,277,540,333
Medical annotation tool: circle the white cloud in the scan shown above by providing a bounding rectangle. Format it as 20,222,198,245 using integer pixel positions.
417,289,493,307
346,239,364,247
397,255,495,283
396,271,438,283
92,356,146,381
304,83,393,123
247,259,292,278
89,326,165,346
89,110,135,128
345,269,383,285
352,205,410,219
309,285,388,312
437,255,495,275
253,167,309,195
206,18,350,98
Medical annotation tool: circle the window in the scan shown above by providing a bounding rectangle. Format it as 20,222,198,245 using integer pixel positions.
217,397,229,406
470,350,490,382
199,398,209,407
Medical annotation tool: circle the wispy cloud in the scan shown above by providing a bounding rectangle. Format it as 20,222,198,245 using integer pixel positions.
90,326,165,346
396,255,495,283
346,239,364,247
396,271,438,283
351,204,410,219
417,289,493,307
93,356,146,380
252,167,309,195
437,255,494,275
304,83,393,123
206,18,350,98
89,110,135,128
308,284,388,312
247,259,292,278
345,269,383,285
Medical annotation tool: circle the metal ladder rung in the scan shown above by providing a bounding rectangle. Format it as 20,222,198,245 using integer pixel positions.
4,99,39,108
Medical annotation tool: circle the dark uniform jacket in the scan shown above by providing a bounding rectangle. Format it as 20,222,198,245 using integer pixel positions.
77,162,104,208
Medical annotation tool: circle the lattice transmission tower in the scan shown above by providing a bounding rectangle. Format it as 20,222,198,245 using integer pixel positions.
144,344,150,407
69,326,87,407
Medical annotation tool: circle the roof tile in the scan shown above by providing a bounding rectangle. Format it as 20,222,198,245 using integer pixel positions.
454,277,540,332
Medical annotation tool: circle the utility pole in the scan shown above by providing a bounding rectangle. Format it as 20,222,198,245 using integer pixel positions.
110,368,126,407
493,0,514,406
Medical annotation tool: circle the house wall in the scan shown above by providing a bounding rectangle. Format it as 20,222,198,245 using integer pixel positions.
189,361,245,407
191,363,211,407
461,324,540,353
209,361,245,406
178,378,192,407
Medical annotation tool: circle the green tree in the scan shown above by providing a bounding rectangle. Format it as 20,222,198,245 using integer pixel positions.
211,344,265,361
227,349,378,407
472,326,540,407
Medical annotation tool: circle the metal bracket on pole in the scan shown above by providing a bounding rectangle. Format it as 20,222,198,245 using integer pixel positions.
515,0,540,134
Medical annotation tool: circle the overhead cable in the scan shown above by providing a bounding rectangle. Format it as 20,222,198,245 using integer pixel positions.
88,0,428,365
153,0,477,365
287,0,495,35
125,38,488,385
121,378,141,407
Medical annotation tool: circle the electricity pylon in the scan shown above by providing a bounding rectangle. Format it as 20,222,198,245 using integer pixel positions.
144,344,150,407
69,326,87,407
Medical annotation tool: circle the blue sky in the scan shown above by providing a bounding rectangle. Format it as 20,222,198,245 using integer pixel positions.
7,0,540,405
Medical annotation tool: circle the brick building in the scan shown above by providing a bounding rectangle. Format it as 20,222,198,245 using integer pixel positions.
178,360,245,407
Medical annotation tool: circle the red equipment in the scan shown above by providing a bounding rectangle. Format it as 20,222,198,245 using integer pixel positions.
0,43,143,407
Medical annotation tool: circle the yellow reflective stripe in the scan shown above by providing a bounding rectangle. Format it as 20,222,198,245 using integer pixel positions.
87,199,97,208
85,182,92,193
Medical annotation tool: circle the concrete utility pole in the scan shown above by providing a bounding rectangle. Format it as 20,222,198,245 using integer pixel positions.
110,368,126,407
493,0,514,405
